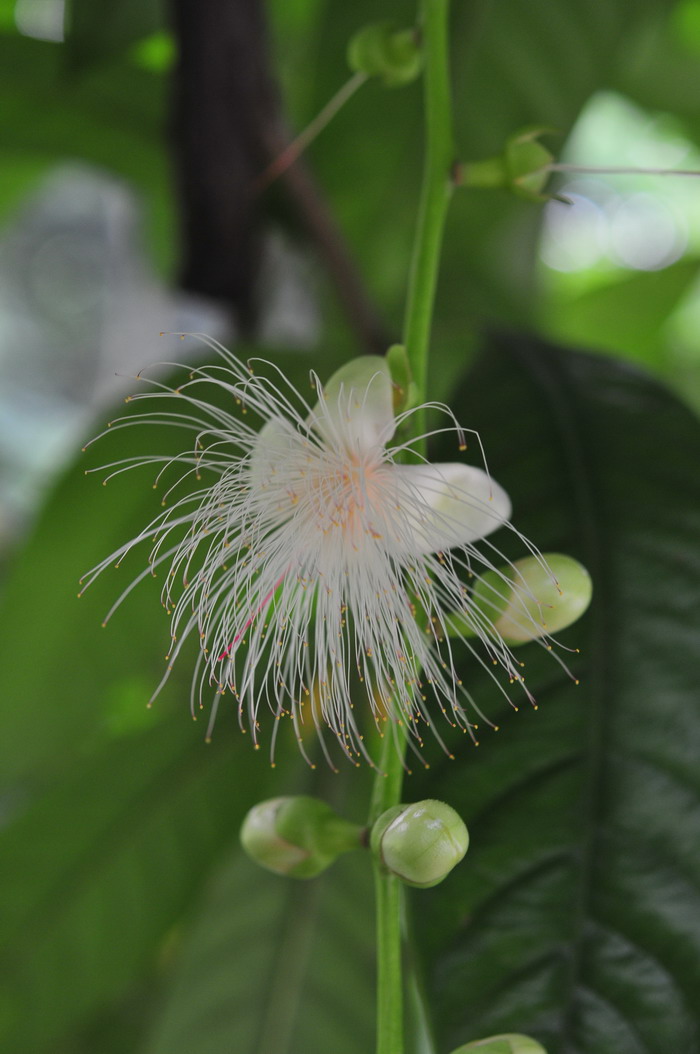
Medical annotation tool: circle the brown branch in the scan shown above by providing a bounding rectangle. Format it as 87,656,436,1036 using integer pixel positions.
167,0,389,353
259,119,391,355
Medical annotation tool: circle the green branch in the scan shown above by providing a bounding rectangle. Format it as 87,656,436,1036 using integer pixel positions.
370,2,455,1052
402,0,455,453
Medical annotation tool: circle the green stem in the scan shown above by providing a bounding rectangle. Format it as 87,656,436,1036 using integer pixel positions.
402,0,455,451
371,725,407,1054
370,3,455,1052
373,869,404,1053
369,722,408,826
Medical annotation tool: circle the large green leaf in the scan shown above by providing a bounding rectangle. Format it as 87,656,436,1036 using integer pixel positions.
142,844,375,1054
411,335,700,1052
0,715,297,1054
0,344,335,1049
0,389,190,783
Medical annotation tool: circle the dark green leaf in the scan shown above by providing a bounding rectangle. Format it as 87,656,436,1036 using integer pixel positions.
142,844,375,1054
0,716,297,1053
0,345,324,1050
412,335,700,1053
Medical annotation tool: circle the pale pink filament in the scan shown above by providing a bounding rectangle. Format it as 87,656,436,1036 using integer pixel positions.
218,571,287,660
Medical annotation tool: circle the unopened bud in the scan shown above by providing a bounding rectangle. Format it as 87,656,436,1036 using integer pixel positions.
240,796,362,879
504,127,555,200
371,799,469,888
348,22,423,87
472,553,592,645
450,1034,547,1054
458,127,555,202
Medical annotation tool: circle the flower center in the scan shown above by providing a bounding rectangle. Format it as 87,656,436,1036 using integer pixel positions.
293,452,385,544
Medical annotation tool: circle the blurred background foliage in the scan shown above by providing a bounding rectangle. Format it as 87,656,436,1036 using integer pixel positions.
1,0,700,1051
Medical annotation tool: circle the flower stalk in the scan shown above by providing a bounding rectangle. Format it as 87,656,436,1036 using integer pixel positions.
371,2,455,1051
402,0,454,449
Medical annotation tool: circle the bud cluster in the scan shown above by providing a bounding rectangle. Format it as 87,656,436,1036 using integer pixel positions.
241,794,470,889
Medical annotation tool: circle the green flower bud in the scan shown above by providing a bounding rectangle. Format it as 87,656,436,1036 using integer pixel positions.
472,553,592,646
504,127,555,200
450,1035,547,1054
348,22,423,87
458,126,556,202
240,796,362,879
371,799,469,888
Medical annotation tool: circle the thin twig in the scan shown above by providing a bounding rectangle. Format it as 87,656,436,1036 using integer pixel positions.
256,72,368,192
548,163,700,178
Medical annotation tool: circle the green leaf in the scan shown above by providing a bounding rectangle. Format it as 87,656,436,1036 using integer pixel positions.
412,335,700,1052
0,716,296,1054
0,344,336,1050
0,398,187,783
541,258,700,376
142,846,376,1054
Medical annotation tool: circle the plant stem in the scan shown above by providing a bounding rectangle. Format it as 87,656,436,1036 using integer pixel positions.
370,3,455,1053
402,0,455,450
370,724,408,1054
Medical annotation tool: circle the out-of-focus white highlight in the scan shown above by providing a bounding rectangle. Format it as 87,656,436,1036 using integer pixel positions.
15,0,65,42
539,92,700,276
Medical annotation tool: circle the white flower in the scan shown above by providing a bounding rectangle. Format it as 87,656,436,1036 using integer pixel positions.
82,339,547,766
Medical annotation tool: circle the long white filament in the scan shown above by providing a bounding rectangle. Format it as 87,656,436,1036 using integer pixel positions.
82,339,558,764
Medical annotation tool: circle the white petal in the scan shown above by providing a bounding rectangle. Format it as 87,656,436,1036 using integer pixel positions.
249,417,303,522
391,462,512,555
310,356,395,455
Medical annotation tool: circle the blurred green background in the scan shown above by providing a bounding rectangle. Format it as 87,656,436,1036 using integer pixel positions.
2,1,700,1052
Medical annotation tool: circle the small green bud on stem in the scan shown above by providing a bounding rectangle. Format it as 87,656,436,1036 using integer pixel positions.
240,796,363,879
457,126,556,202
371,799,469,888
472,553,592,646
348,22,423,87
450,1034,548,1054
